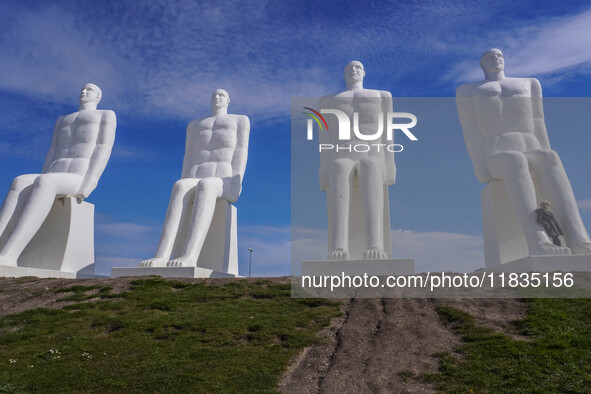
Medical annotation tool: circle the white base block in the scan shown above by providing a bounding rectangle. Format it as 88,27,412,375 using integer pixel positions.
172,200,238,276
111,266,240,279
487,254,591,273
301,259,415,277
0,197,96,278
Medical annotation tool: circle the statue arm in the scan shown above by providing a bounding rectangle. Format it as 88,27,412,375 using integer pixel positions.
456,85,492,183
318,97,330,191
180,122,194,179
76,111,117,199
224,116,250,203
531,78,551,150
381,91,396,185
42,116,64,173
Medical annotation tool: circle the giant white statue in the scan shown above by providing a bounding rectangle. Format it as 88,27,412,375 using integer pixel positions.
0,83,116,275
139,89,249,273
456,49,591,267
319,61,395,260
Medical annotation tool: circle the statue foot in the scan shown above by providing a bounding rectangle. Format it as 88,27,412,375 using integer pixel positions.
363,247,388,260
570,241,591,255
167,257,196,267
138,257,168,268
531,240,571,256
530,231,571,256
328,248,349,260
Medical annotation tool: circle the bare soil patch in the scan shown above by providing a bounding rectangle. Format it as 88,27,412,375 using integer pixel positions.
280,297,527,393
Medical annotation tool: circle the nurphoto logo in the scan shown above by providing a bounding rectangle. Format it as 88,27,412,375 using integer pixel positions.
303,106,418,152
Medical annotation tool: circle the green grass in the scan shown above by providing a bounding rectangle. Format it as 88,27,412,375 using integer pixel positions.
420,299,591,393
0,278,340,393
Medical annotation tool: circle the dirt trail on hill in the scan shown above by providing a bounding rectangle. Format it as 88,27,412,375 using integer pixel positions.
279,297,527,393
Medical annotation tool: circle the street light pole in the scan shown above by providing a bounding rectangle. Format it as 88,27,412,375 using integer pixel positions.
248,248,254,278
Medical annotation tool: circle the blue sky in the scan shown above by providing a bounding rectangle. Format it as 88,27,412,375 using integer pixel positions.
2,0,591,276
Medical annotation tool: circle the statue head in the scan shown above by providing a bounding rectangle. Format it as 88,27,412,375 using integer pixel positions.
343,61,365,84
211,89,230,109
80,83,102,106
480,48,504,74
540,200,551,211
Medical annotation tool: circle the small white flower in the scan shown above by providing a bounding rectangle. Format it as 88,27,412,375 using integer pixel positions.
9,359,16,364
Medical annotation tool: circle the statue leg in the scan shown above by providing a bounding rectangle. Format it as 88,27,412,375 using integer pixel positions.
357,157,387,259
168,177,223,267
527,150,591,254
486,152,570,256
140,179,198,267
327,158,354,260
0,175,37,240
0,173,82,265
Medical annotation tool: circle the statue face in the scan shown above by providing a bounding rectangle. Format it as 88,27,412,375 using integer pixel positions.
344,61,365,83
80,84,101,105
481,49,504,73
211,89,230,109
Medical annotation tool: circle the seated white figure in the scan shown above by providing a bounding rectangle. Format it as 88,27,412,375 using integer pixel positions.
319,61,395,260
0,83,116,266
456,49,591,257
140,89,249,268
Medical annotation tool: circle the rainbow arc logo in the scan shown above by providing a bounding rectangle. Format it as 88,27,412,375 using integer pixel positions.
302,107,328,131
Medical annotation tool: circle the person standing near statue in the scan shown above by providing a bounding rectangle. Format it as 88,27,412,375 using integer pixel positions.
0,83,116,266
536,200,563,247
456,48,591,256
140,89,250,268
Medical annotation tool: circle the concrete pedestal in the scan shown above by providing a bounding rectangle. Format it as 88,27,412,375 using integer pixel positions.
111,200,239,278
0,197,96,278
481,180,546,268
301,258,415,277
111,266,239,279
487,254,591,273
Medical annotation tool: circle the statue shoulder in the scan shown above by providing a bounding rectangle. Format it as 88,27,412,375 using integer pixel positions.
99,110,116,123
187,116,208,128
379,90,392,98
456,82,479,97
230,114,250,130
529,78,543,95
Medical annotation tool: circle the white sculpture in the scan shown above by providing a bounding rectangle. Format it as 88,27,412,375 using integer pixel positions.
319,61,395,260
0,83,116,270
456,49,591,262
140,89,249,269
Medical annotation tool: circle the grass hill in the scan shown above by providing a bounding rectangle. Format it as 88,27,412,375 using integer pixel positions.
1,277,591,392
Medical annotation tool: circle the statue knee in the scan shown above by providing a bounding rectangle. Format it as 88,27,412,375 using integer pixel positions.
540,150,561,166
330,159,353,179
358,157,380,173
490,152,528,176
197,178,223,195
33,174,54,190
172,179,193,195
11,175,35,191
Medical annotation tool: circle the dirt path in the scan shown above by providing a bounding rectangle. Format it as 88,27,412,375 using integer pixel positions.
279,298,527,393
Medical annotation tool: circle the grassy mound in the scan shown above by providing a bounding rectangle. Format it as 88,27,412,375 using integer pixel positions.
0,278,340,393
422,298,591,392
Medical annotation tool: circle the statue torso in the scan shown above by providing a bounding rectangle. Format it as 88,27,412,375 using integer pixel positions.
184,114,242,179
321,88,389,161
464,78,543,156
45,110,105,176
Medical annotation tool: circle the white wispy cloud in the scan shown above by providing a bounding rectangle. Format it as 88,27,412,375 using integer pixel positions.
449,8,591,83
